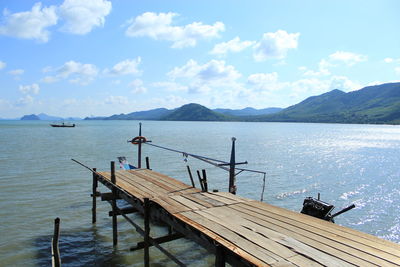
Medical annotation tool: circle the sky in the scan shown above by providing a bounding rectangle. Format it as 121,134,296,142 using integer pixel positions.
0,0,399,118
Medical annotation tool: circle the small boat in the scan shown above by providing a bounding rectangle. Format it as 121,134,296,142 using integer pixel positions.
50,122,75,127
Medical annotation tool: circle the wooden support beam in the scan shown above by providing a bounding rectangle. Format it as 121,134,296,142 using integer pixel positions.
197,170,205,192
92,168,97,224
202,169,208,192
111,161,118,246
215,244,226,267
130,233,184,251
109,207,137,217
51,217,61,267
101,192,122,201
186,165,195,188
144,197,150,267
146,157,151,170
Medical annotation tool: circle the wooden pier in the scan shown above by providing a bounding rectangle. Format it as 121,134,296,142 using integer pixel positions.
91,165,400,266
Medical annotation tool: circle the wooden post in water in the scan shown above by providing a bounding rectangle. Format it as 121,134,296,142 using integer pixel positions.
215,244,225,267
52,217,61,267
92,168,97,224
228,137,237,194
111,161,118,246
138,123,142,168
144,198,150,267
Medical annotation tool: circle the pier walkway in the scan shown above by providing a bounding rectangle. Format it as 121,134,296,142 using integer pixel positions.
93,168,400,266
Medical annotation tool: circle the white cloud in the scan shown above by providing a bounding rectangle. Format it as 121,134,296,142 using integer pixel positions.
0,61,6,70
329,76,361,91
328,51,367,66
168,59,242,94
8,69,24,76
16,95,34,106
253,30,300,61
302,59,332,76
106,58,141,75
247,72,282,91
152,81,188,92
384,58,394,63
129,79,147,94
19,83,40,95
0,3,58,42
59,0,112,35
210,37,255,55
42,60,98,85
395,67,400,75
104,95,129,105
125,12,225,48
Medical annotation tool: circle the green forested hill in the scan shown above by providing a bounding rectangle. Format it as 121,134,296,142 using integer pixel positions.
259,82,400,124
161,103,234,121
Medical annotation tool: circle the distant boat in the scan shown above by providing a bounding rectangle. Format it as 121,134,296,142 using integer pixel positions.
50,122,75,127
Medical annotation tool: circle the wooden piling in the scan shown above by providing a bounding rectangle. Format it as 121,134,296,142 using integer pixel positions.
186,165,195,187
92,168,97,224
215,244,225,267
202,169,208,192
228,137,236,194
111,161,118,246
138,123,142,168
144,197,150,267
196,170,204,191
52,217,61,267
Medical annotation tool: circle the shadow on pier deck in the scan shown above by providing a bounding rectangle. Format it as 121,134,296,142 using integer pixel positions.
91,166,400,267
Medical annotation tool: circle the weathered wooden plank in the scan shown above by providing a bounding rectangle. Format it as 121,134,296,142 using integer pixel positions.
241,202,400,263
231,203,395,266
246,201,400,253
196,208,331,267
179,211,280,266
184,193,221,208
117,171,169,196
203,206,351,267
154,195,192,214
169,195,207,210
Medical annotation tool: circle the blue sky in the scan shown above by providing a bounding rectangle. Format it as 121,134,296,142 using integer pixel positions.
1,0,399,118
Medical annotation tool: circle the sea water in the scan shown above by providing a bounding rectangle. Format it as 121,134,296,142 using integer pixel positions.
0,120,399,266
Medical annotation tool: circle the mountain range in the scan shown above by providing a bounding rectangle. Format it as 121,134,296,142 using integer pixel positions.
85,82,400,124
14,82,400,124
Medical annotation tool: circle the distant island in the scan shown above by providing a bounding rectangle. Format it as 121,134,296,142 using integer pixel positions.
15,82,400,125
85,82,400,124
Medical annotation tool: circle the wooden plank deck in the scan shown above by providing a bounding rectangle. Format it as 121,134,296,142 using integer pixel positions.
98,169,400,266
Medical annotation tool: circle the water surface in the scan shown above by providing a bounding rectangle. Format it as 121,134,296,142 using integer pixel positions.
0,120,399,266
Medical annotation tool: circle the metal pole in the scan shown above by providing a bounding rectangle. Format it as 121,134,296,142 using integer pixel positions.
111,161,118,246
138,123,142,168
228,137,236,194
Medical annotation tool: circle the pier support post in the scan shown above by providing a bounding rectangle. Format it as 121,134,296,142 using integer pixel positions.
215,244,225,267
138,123,142,168
92,168,97,224
144,197,150,267
52,217,61,267
111,161,118,246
